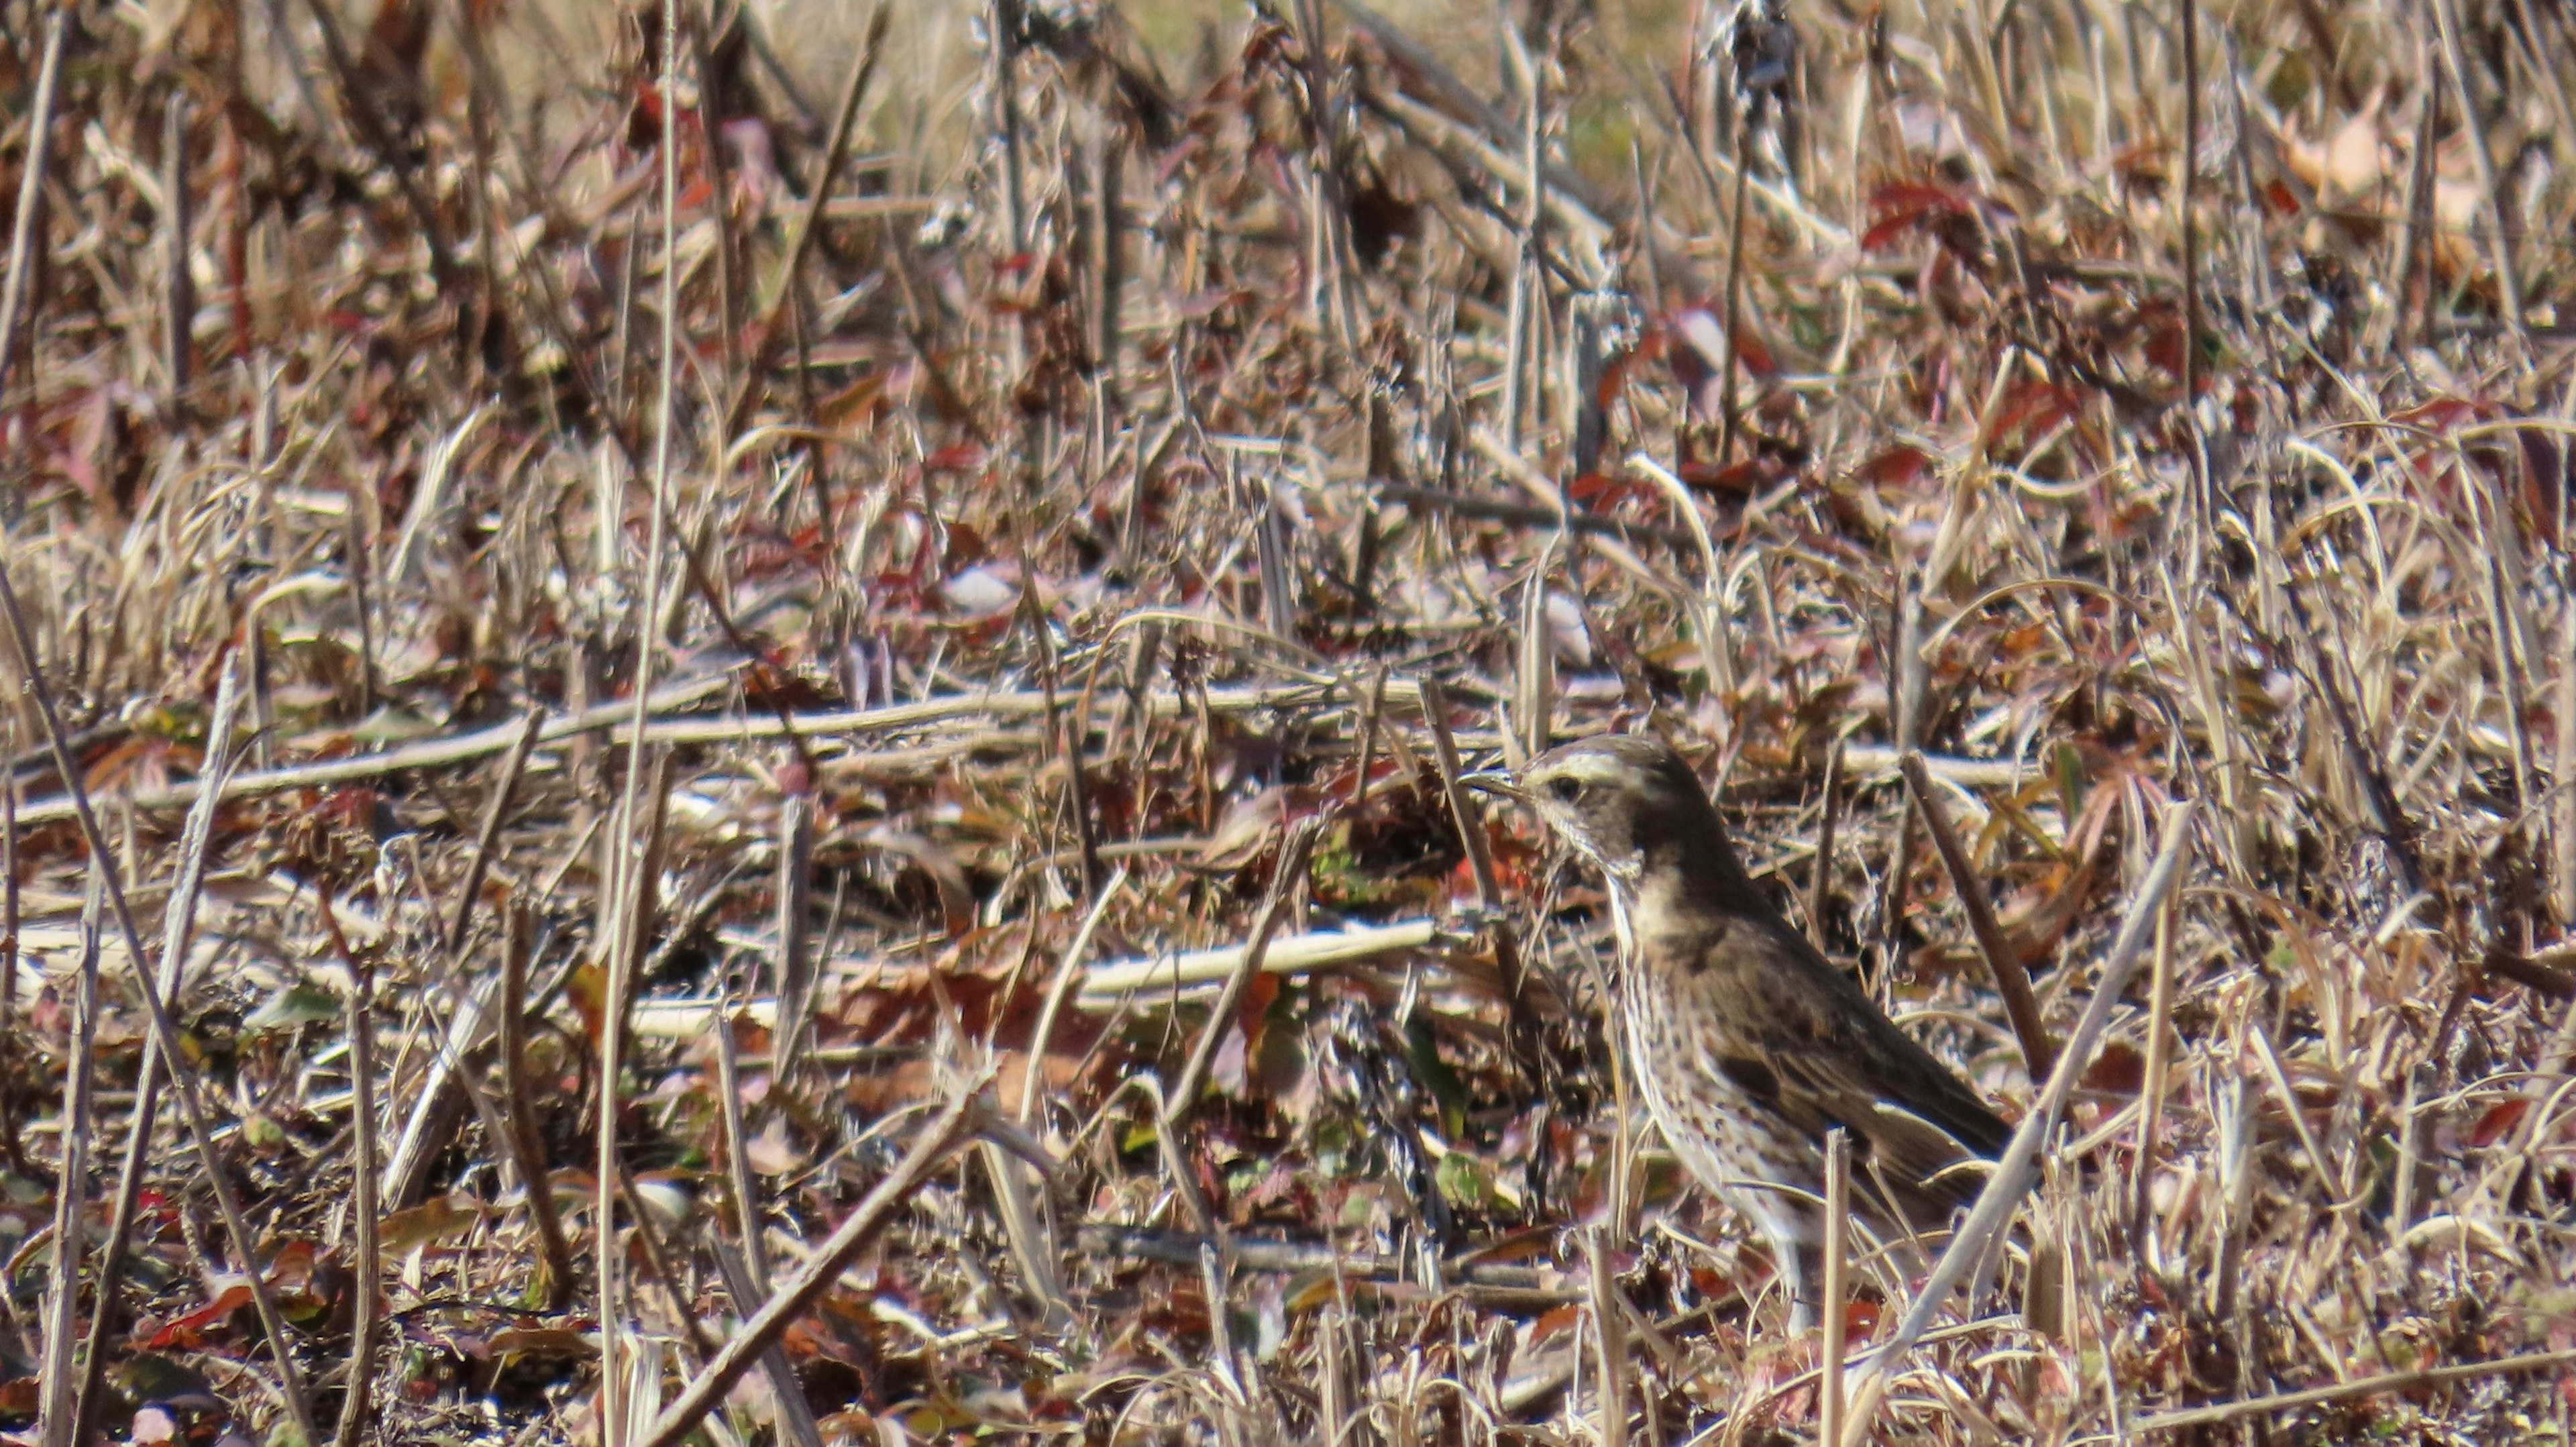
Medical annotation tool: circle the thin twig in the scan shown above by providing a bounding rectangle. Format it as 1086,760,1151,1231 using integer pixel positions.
637,1092,982,1447
1819,1126,1850,1447
2128,1347,2576,1434
160,90,194,399
724,3,892,438
1807,737,1843,953
498,904,576,1311
332,935,382,1447
989,0,1028,256
2129,891,2180,1265
7,677,1479,828
1589,1223,1625,1447
1350,665,1389,817
712,946,767,1288
1029,587,1104,901
596,745,672,1432
600,5,689,1430
1420,676,1501,911
1419,676,1547,1084
1839,801,2194,1446
616,1163,720,1361
0,10,66,404
1077,916,1439,1001
1074,1224,1563,1291
1020,867,1131,1125
689,0,743,393
703,1232,827,1447
447,710,547,956
292,0,467,299
1515,539,1558,764
2178,0,2208,514
1089,117,1124,407
72,663,244,1447
1167,817,1323,1125
2428,0,2531,356
1499,30,1538,457
0,569,321,1445
0,716,15,1169
1715,102,1754,468
1899,751,2055,1080
980,1134,1071,1328
1874,581,1926,985
382,969,502,1210
36,872,101,1447
769,792,816,1079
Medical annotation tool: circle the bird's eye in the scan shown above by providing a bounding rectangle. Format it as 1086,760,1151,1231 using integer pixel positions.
1548,776,1585,803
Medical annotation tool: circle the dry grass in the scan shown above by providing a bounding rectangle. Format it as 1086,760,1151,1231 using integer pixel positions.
2,0,2574,1444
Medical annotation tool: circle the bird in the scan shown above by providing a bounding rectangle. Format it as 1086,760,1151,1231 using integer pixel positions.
1468,733,2009,1332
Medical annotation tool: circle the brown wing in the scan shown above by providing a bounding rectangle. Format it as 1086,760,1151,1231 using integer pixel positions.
1670,911,2011,1214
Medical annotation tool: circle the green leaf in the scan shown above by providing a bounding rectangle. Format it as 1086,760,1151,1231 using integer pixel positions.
350,704,439,743
247,983,343,1032
1435,1152,1495,1212
1405,1014,1468,1140
115,1352,217,1409
2264,49,2314,112
2053,741,2085,827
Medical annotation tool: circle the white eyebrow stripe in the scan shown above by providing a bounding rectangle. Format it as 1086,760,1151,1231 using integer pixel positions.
1540,753,1634,786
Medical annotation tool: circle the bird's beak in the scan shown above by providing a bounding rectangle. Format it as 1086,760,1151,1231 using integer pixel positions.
1458,770,1526,801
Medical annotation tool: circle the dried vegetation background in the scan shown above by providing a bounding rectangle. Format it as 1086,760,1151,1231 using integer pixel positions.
1,0,2575,1443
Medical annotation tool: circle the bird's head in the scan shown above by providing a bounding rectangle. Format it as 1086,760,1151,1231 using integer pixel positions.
1466,734,1732,886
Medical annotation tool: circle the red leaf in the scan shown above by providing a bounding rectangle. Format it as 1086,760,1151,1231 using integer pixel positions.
1841,1297,1882,1340
2143,317,2187,376
1991,379,2084,440
1862,182,1973,251
1858,216,1913,252
146,1284,252,1348
1678,458,1768,495
1853,445,1933,488
2390,397,2491,435
1568,472,1650,508
1238,971,1280,1036
1733,327,1775,376
2081,1041,2145,1095
2469,1096,2530,1148
1528,1303,1585,1344
265,1238,318,1291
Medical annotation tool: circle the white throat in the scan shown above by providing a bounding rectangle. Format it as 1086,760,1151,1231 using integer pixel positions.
1589,853,1646,965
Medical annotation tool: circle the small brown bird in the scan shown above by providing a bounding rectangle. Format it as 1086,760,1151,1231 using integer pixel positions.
1471,734,2008,1331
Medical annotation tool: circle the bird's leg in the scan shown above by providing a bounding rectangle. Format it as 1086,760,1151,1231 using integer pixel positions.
1763,1214,1826,1334
1746,1227,1831,1422
1782,1240,1824,1334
